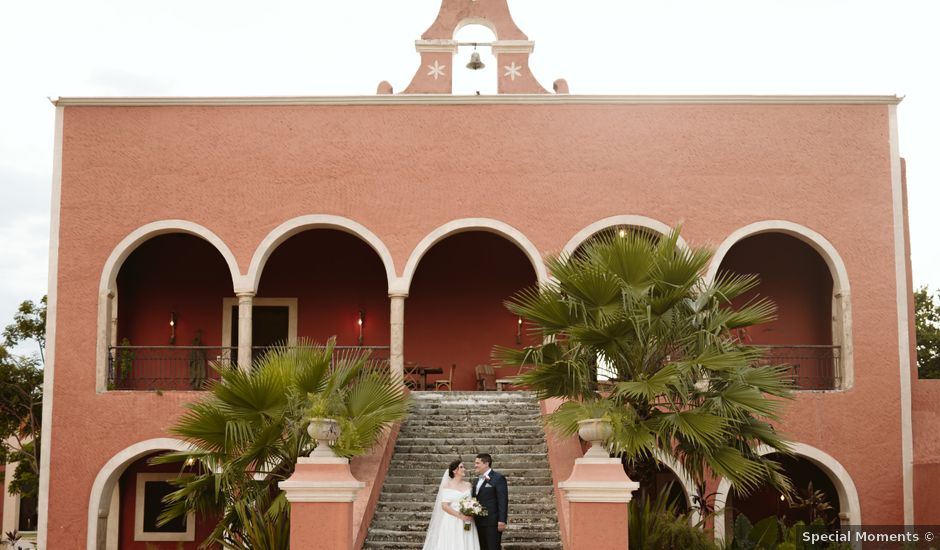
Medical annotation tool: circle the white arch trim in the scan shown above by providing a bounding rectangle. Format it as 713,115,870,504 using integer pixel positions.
713,442,862,544
96,221,243,392
705,220,854,390
86,438,191,550
398,218,548,294
561,215,688,257
98,220,242,294
246,215,397,294
704,220,850,294
653,449,702,525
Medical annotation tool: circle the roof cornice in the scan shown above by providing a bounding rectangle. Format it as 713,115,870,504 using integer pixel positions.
51,94,903,107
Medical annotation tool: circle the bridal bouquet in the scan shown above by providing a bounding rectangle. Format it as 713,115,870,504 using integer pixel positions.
457,496,488,531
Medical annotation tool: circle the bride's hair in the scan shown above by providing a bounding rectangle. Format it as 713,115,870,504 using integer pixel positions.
447,459,462,478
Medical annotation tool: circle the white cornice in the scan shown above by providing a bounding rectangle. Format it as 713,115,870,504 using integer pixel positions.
415,39,458,53
51,94,903,107
491,40,535,54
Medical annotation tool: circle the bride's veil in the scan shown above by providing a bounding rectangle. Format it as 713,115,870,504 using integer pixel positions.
422,469,450,550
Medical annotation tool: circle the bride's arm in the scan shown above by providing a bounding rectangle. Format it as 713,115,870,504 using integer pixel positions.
442,501,471,522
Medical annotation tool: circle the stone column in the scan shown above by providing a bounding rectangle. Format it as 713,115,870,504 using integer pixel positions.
389,293,407,384
236,291,254,369
279,455,365,550
559,438,639,549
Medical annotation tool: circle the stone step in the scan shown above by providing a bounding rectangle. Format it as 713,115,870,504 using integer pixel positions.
363,392,561,549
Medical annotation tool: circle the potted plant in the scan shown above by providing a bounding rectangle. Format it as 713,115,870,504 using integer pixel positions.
306,389,348,457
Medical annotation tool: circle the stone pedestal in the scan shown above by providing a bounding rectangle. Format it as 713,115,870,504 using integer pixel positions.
559,457,640,550
279,456,366,550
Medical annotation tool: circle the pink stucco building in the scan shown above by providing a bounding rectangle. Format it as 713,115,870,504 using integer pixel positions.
31,0,938,548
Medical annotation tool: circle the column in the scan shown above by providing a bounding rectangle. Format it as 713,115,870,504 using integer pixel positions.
389,293,407,384
236,291,254,369
558,439,640,549
279,454,365,549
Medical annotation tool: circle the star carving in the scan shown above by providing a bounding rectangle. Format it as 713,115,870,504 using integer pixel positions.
504,62,523,81
427,60,446,80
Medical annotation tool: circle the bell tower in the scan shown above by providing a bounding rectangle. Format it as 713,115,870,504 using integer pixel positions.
388,0,562,95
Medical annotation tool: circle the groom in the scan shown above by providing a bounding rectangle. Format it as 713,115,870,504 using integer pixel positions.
471,453,508,550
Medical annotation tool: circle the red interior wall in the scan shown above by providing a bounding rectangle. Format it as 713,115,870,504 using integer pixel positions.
406,232,537,390
718,233,833,346
257,230,390,347
117,234,233,347
118,453,220,549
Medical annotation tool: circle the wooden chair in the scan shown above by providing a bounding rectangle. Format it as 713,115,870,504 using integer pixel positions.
403,362,421,390
434,363,456,391
475,364,497,391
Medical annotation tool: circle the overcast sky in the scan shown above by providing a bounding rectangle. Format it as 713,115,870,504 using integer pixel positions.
1,0,938,342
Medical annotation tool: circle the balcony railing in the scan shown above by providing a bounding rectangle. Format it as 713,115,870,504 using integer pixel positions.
108,346,236,391
758,345,842,390
108,345,391,390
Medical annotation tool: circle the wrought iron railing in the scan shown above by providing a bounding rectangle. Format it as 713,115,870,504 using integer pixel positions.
107,345,392,391
107,346,236,391
758,345,842,390
249,345,391,371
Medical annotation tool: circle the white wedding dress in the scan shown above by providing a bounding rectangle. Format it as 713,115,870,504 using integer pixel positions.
422,474,481,550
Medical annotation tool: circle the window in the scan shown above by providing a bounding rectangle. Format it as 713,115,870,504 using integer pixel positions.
134,473,195,541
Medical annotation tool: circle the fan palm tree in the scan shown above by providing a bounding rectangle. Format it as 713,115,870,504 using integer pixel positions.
152,337,409,550
498,227,794,497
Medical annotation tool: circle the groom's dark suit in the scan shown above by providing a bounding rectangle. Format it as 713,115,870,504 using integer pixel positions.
471,470,508,550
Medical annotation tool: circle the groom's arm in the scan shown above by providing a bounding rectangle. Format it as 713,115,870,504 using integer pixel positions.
496,474,509,525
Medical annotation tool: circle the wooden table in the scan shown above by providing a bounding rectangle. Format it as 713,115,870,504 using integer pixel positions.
404,364,443,390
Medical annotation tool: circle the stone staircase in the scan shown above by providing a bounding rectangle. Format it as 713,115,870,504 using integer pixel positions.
362,391,563,549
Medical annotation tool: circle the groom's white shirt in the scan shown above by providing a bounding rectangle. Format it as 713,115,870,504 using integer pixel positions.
476,468,492,492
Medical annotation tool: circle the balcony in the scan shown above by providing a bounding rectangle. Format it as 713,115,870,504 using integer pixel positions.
759,345,842,390
108,345,391,390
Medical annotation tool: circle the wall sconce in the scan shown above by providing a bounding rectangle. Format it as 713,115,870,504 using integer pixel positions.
357,310,365,346
169,312,177,345
516,316,523,344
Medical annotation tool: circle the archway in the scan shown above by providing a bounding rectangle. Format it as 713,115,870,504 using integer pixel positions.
112,233,235,390
406,231,539,390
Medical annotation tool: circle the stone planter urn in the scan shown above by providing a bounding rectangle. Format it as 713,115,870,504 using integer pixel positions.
577,418,612,459
308,417,341,458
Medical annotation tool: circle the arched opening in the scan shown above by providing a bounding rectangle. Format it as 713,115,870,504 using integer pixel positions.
406,231,538,390
113,452,217,549
727,454,843,532
88,442,219,550
453,24,498,95
113,234,235,390
253,229,390,365
717,233,839,390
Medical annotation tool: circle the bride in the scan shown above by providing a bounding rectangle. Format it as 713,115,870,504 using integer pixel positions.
422,459,481,550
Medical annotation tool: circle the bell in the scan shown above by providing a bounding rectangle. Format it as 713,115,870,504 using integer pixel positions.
466,51,485,70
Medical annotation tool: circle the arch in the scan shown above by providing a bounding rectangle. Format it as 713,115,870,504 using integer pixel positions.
713,442,862,544
561,215,688,258
399,218,548,294
653,450,702,525
86,438,191,550
247,215,396,294
99,220,242,294
96,221,242,392
706,220,853,390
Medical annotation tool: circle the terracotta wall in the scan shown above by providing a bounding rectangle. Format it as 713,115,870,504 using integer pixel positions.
46,101,908,547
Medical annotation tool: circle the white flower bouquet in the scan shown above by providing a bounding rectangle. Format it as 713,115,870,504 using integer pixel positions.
457,496,488,531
